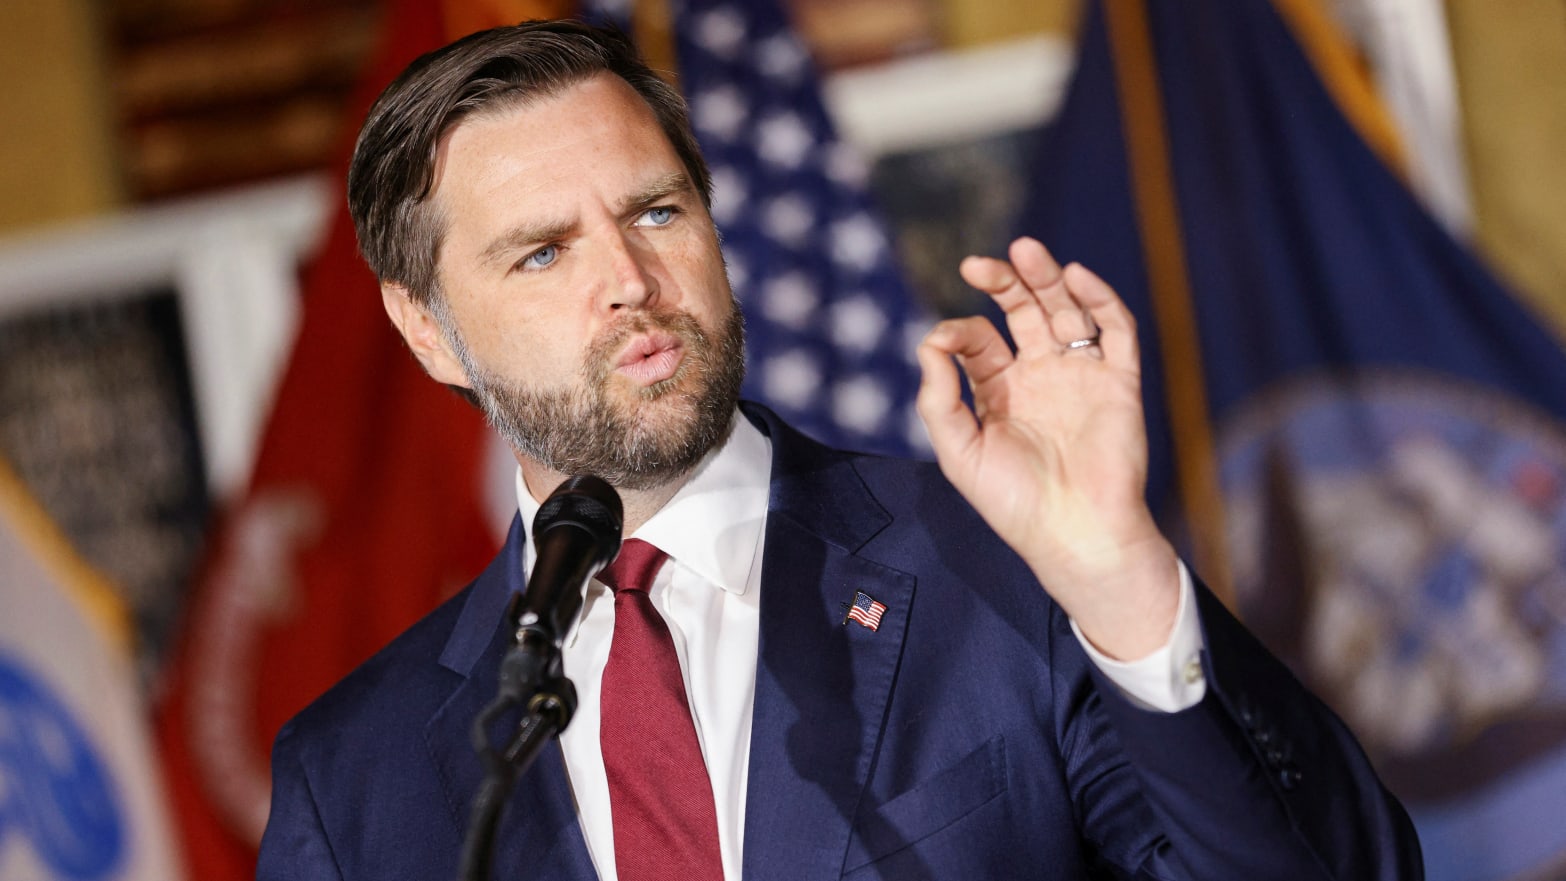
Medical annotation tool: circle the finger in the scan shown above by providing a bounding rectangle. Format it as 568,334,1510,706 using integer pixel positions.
915,338,981,477
1062,262,1139,368
1010,237,1094,345
959,254,1054,351
921,316,1014,387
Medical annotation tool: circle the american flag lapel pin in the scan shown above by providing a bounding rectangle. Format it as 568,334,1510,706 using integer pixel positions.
843,591,887,632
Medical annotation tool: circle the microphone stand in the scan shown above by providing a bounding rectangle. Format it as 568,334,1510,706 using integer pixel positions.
456,631,577,881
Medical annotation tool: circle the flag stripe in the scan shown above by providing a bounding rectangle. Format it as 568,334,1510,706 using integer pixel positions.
846,608,881,629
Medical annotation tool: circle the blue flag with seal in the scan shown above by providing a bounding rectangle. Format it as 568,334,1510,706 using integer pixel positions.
1020,1,1566,879
0,457,184,881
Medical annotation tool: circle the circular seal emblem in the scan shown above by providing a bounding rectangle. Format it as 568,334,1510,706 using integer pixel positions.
0,652,125,879
1219,370,1566,880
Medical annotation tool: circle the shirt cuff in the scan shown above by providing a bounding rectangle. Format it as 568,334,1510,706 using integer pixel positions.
1068,561,1206,712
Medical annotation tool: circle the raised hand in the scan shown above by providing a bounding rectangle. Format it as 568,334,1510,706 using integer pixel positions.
915,237,1180,660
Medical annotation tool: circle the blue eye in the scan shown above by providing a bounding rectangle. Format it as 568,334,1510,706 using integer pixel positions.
521,245,558,269
641,206,675,226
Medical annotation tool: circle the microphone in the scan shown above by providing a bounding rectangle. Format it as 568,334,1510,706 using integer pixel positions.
463,477,622,881
500,475,623,700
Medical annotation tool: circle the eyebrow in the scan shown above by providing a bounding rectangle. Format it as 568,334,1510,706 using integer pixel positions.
618,172,695,216
478,172,697,268
480,216,577,267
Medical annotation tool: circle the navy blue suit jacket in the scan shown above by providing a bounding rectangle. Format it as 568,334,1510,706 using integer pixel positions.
257,404,1421,879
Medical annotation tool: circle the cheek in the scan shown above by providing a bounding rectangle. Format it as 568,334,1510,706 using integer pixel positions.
456,298,586,381
670,236,735,320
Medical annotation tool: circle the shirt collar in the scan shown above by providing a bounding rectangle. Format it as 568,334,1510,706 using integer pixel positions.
514,410,772,595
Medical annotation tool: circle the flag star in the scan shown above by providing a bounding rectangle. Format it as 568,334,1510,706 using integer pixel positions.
829,295,888,354
694,8,747,58
692,86,748,143
664,0,924,458
756,112,815,169
833,375,892,435
756,33,809,83
763,273,819,330
904,404,934,453
903,315,935,361
722,252,749,291
823,142,870,188
831,214,888,273
763,351,822,410
762,194,815,248
709,165,747,226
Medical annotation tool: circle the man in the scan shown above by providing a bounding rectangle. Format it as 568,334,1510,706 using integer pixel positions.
258,20,1421,881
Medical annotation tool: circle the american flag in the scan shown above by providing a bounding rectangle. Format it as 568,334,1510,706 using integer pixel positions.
845,591,886,631
587,0,932,457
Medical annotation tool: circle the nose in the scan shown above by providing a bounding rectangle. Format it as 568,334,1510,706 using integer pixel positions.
599,229,659,313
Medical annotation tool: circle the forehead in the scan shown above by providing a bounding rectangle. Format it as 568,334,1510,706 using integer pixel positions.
430,74,683,222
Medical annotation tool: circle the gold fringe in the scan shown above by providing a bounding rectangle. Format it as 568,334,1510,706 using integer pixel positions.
0,454,133,654
1271,0,1408,177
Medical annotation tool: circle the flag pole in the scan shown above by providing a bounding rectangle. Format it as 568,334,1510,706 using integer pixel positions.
1101,0,1234,606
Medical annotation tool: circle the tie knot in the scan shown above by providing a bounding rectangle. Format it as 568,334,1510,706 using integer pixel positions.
599,539,668,595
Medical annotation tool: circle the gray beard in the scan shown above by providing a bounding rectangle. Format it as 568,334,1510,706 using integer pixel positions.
450,304,746,492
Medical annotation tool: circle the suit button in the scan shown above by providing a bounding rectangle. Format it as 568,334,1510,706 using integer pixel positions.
1254,728,1273,746
1278,767,1302,791
1266,748,1285,766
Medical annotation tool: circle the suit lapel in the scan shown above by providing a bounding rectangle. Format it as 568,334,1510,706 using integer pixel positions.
740,406,915,881
425,516,597,881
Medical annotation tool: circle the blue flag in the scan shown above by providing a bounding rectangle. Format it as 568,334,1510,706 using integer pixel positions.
585,0,930,457
0,457,185,880
1021,2,1566,879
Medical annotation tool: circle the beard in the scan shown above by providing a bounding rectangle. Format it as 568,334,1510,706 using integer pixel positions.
449,302,747,492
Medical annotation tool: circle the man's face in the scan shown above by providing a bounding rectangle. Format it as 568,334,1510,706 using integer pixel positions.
420,74,744,490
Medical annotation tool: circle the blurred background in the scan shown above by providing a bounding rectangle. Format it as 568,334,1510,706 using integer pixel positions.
2,0,1565,879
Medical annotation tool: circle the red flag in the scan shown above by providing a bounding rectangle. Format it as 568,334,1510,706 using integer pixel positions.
154,1,572,876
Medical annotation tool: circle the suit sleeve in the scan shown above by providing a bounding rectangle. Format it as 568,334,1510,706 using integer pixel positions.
1058,581,1424,880
257,720,347,881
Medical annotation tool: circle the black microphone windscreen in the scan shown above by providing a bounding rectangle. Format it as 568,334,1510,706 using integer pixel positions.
532,475,623,560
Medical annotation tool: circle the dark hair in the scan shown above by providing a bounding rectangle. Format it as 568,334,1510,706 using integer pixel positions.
347,20,713,306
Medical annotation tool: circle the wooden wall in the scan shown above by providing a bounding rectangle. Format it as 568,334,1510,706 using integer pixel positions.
0,0,121,232
1447,0,1566,330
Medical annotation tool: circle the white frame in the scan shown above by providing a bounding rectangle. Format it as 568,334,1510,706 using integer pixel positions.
0,176,331,499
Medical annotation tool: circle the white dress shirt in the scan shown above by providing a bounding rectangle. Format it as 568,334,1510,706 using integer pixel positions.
514,412,1206,881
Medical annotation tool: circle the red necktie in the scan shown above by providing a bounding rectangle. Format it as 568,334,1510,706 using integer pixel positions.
598,539,723,881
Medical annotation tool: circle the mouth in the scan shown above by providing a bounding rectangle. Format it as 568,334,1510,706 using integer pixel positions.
612,330,686,387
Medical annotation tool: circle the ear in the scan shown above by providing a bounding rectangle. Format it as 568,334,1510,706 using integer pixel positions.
380,282,471,388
